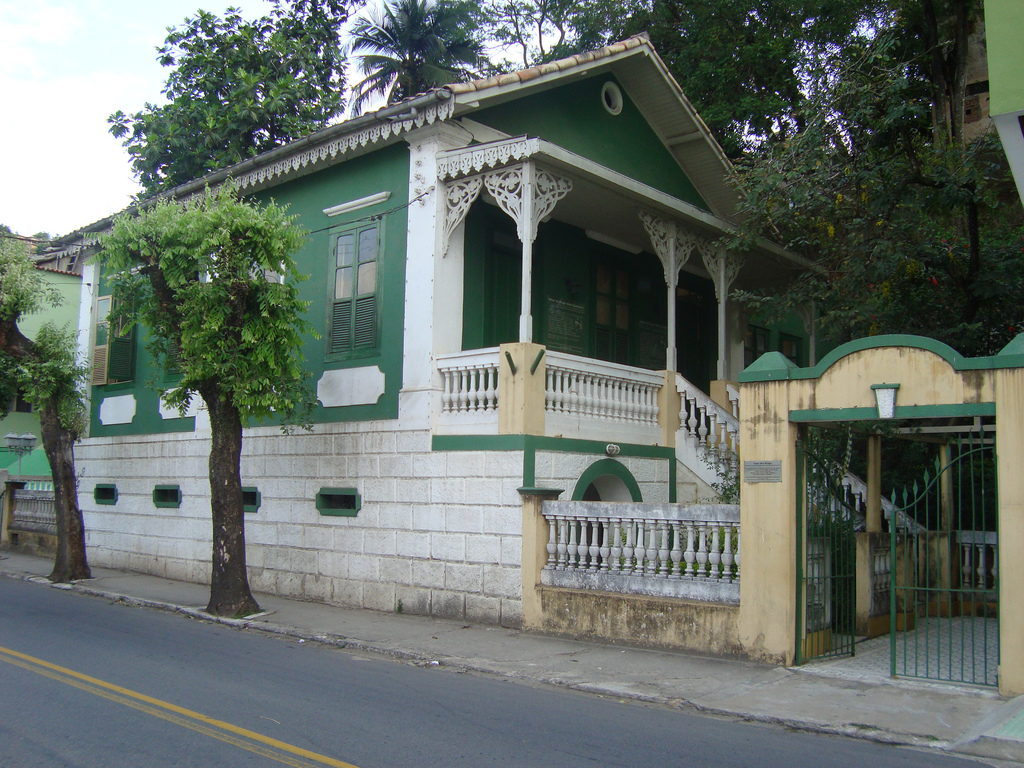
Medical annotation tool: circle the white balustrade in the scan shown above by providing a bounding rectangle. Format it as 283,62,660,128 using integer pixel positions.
544,351,662,427
541,501,741,603
675,375,739,490
957,531,998,590
438,351,500,414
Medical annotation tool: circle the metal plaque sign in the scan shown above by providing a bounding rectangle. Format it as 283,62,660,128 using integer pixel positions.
744,460,783,483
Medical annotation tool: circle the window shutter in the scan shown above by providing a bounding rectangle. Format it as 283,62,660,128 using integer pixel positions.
107,328,135,383
353,295,376,348
331,299,352,354
91,346,109,386
165,342,181,376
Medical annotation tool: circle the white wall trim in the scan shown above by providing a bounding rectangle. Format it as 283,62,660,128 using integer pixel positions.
317,366,386,407
98,395,137,426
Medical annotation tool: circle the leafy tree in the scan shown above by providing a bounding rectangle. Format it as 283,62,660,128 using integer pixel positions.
99,186,317,616
0,233,90,582
473,0,878,156
731,13,1024,356
109,0,351,195
349,0,483,114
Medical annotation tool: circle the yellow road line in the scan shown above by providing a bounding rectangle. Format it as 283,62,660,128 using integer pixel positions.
0,645,360,768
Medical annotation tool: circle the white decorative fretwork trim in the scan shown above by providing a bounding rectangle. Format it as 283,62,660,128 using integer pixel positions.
323,191,391,217
638,210,708,282
437,137,541,180
483,164,573,244
701,246,745,301
232,99,456,191
484,166,527,240
533,170,572,241
442,177,484,256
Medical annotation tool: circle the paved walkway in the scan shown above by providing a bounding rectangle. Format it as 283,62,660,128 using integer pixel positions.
3,549,1024,764
805,618,1000,688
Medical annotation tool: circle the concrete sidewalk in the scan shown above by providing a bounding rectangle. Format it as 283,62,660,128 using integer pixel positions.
2,550,1023,764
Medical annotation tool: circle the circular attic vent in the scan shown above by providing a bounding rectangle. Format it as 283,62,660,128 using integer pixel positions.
601,81,623,115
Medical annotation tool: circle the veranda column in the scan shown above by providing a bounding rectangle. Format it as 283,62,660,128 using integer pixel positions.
700,245,745,380
484,162,572,343
639,211,703,373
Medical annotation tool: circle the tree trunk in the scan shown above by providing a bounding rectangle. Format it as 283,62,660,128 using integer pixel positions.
201,385,260,617
39,399,90,582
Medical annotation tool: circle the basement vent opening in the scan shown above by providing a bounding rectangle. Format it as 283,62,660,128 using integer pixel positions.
153,485,182,508
242,487,262,514
94,484,118,505
316,488,360,517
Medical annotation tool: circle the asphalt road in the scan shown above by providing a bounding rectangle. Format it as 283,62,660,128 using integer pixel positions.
0,577,986,768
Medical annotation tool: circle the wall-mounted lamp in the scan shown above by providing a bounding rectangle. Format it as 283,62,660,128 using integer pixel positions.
870,383,900,419
4,432,37,479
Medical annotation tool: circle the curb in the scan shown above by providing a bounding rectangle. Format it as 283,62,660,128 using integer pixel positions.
0,566,1008,757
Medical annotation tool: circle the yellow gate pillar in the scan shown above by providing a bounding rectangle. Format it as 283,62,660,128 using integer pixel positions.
737,354,800,665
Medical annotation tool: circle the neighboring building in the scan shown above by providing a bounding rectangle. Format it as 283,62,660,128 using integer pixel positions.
985,0,1024,202
1,260,82,480
61,37,812,629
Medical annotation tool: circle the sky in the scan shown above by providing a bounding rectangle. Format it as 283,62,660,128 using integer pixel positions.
0,0,276,239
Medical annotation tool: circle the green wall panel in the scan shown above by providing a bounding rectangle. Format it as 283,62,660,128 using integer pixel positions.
470,75,709,210
89,143,412,437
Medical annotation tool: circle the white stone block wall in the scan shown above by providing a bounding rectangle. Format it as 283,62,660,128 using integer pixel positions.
78,422,525,627
535,451,672,503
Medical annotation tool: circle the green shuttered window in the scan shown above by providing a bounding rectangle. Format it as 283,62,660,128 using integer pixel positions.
330,224,379,356
92,295,136,385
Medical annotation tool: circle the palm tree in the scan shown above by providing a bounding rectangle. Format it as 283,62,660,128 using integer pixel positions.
349,0,483,114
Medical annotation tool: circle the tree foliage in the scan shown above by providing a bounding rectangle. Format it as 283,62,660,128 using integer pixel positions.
731,12,1024,356
100,185,317,615
349,0,483,114
109,0,350,195
0,232,89,582
471,0,878,155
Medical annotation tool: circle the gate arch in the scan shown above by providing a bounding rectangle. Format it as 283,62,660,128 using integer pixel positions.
736,333,1024,695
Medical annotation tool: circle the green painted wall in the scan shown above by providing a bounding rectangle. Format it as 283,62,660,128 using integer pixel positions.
89,143,411,437
986,0,1024,115
1,269,81,467
469,76,709,210
19,270,80,339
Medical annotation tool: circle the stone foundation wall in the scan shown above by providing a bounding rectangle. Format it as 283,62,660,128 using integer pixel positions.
78,422,525,626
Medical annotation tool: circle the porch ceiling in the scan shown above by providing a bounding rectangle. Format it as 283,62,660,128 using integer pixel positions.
441,137,811,290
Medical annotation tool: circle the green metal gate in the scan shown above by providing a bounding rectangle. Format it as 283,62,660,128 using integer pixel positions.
891,426,999,686
796,438,857,664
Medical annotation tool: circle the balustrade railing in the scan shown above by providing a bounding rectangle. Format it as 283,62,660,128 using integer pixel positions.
957,531,998,591
675,376,738,490
871,542,891,616
437,349,501,416
544,351,661,427
540,501,740,603
11,489,57,535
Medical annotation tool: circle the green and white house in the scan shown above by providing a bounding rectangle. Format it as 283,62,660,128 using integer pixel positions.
65,37,814,634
